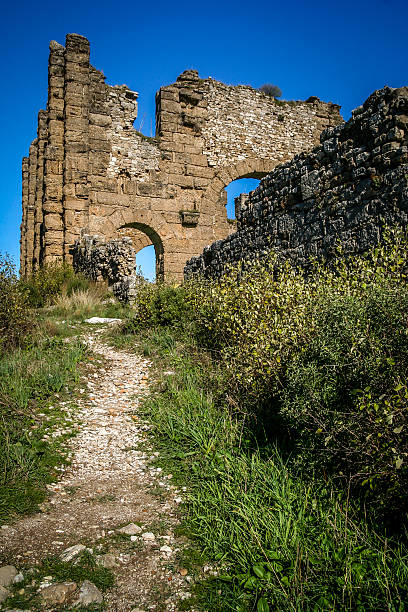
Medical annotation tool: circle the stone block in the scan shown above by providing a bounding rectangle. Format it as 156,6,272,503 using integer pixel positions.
44,213,63,230
186,165,214,178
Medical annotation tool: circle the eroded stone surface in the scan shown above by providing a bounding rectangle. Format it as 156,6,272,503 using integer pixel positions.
41,582,77,606
0,565,17,587
75,580,103,606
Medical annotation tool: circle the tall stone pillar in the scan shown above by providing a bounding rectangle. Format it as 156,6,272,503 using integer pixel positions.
33,110,48,270
20,157,29,276
43,40,65,264
25,141,38,275
62,34,90,262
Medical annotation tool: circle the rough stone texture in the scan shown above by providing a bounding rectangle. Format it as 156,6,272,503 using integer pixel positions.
75,580,103,606
184,86,408,279
0,585,10,603
41,582,77,606
21,33,341,282
0,565,17,587
72,234,139,302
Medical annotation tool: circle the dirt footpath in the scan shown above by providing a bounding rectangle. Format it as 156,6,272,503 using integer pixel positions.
0,326,193,611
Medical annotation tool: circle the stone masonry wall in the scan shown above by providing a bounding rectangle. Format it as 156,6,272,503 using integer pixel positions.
184,87,408,279
72,234,139,303
20,33,341,282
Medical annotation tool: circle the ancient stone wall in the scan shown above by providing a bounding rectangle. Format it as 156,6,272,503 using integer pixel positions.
184,87,408,279
20,33,341,281
72,234,139,303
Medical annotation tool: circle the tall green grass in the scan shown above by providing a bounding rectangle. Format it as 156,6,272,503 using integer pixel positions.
135,332,408,610
112,228,408,610
0,334,85,521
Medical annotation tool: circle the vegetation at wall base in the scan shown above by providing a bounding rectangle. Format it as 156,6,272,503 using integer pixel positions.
111,227,408,610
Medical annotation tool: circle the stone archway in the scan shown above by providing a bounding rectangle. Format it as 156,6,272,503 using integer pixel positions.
204,159,278,207
119,221,164,282
21,35,342,277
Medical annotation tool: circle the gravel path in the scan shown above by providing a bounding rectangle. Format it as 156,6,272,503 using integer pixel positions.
0,327,193,611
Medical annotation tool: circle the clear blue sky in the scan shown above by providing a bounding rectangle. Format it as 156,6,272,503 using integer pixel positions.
1,0,406,277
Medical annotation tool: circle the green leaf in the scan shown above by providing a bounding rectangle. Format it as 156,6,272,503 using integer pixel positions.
253,565,266,579
257,597,270,612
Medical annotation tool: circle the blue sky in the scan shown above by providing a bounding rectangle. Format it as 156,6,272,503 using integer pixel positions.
1,0,406,279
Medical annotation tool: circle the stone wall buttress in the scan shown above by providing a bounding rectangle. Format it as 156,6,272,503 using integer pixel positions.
63,34,91,262
43,40,65,264
20,157,29,275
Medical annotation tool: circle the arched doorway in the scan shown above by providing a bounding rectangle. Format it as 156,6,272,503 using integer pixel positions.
119,222,164,282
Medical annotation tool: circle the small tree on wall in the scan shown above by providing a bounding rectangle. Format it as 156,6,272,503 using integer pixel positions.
259,83,282,98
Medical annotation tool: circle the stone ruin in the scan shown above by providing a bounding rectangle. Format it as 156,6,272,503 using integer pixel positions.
185,86,408,279
72,234,141,303
20,33,341,283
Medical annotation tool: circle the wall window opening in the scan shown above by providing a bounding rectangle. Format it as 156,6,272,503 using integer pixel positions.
225,178,261,219
136,244,156,282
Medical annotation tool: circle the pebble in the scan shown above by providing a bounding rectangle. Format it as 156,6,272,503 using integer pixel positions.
142,532,155,541
0,566,18,587
97,554,118,569
41,582,77,606
75,580,103,605
117,523,142,536
13,573,24,584
60,544,86,562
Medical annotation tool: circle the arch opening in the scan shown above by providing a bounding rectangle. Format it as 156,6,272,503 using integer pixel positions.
119,221,164,282
135,244,156,282
224,177,262,219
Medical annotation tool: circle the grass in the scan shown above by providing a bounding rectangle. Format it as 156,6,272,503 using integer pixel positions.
0,323,86,523
111,323,408,611
3,550,114,611
50,287,129,321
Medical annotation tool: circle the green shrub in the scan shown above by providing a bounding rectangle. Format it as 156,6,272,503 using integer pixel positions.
122,283,192,334
282,284,408,512
22,262,90,307
186,229,408,517
0,254,32,351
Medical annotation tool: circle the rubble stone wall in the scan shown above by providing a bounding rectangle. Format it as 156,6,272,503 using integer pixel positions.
184,87,408,279
21,33,341,281
72,234,139,303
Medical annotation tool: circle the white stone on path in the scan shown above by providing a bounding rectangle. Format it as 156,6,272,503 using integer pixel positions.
84,317,122,324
